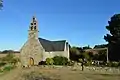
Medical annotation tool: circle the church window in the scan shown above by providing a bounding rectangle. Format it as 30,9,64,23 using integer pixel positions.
31,23,33,25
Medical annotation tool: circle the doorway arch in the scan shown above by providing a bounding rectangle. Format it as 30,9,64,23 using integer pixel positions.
29,57,34,66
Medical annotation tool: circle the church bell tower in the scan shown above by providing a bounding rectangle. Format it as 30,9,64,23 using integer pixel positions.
28,16,39,39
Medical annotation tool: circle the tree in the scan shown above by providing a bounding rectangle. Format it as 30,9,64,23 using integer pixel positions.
104,14,120,61
70,47,80,55
104,14,120,43
81,52,90,61
70,47,80,61
0,0,3,9
82,45,92,50
98,50,107,61
94,44,108,49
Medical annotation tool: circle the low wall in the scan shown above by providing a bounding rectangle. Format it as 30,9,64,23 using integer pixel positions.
38,65,120,73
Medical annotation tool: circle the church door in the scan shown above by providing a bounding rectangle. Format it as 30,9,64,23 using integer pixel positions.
29,57,34,66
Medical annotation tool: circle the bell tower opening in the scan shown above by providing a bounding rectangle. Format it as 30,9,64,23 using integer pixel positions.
28,16,39,39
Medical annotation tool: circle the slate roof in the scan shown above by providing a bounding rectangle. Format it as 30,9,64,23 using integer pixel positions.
38,38,66,51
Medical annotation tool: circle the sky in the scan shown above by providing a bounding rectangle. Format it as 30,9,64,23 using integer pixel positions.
0,0,120,51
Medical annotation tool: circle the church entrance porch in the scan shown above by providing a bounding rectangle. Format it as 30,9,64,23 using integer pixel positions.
29,57,34,66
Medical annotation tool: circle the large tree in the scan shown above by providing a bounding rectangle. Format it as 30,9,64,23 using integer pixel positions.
104,14,120,44
0,0,3,9
104,14,120,61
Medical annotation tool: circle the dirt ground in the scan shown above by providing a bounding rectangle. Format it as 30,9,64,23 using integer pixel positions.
0,66,120,80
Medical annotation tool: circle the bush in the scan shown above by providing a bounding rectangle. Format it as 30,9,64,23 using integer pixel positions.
45,58,54,65
3,65,14,71
111,62,119,67
118,61,120,66
10,58,20,65
53,56,68,65
0,62,6,67
107,62,119,67
0,70,3,73
67,61,75,66
39,61,46,65
84,61,92,66
1,53,14,62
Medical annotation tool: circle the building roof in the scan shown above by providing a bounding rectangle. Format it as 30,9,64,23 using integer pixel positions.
38,38,66,51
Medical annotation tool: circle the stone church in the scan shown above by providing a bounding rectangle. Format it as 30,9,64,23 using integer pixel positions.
20,16,70,66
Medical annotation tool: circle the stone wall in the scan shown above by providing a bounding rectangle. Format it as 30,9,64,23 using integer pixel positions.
38,65,120,73
43,51,68,61
20,38,44,66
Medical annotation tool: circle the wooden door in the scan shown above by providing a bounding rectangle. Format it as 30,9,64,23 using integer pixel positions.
29,57,34,66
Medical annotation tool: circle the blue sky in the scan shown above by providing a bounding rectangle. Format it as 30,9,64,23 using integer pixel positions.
0,0,120,51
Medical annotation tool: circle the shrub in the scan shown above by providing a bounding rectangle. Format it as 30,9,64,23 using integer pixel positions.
39,61,46,65
3,66,11,71
84,61,92,66
67,61,75,66
0,69,3,73
9,58,20,65
53,56,68,65
3,65,14,71
78,59,83,63
1,53,14,62
111,62,119,67
118,61,120,66
45,58,54,65
107,62,119,67
0,62,6,67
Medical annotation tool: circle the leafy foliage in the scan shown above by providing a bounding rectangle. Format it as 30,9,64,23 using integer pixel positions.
0,62,6,67
107,62,119,67
0,53,20,65
67,61,75,66
94,44,108,49
104,14,120,43
1,50,14,54
104,14,120,61
53,56,68,65
45,58,54,65
0,0,3,9
84,61,92,66
70,47,80,61
82,45,92,50
3,65,14,71
1,53,14,62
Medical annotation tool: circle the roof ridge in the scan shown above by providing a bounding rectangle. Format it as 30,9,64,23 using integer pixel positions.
39,37,51,42
52,40,66,42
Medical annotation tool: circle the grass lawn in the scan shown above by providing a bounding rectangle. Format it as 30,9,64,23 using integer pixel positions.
0,66,120,80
